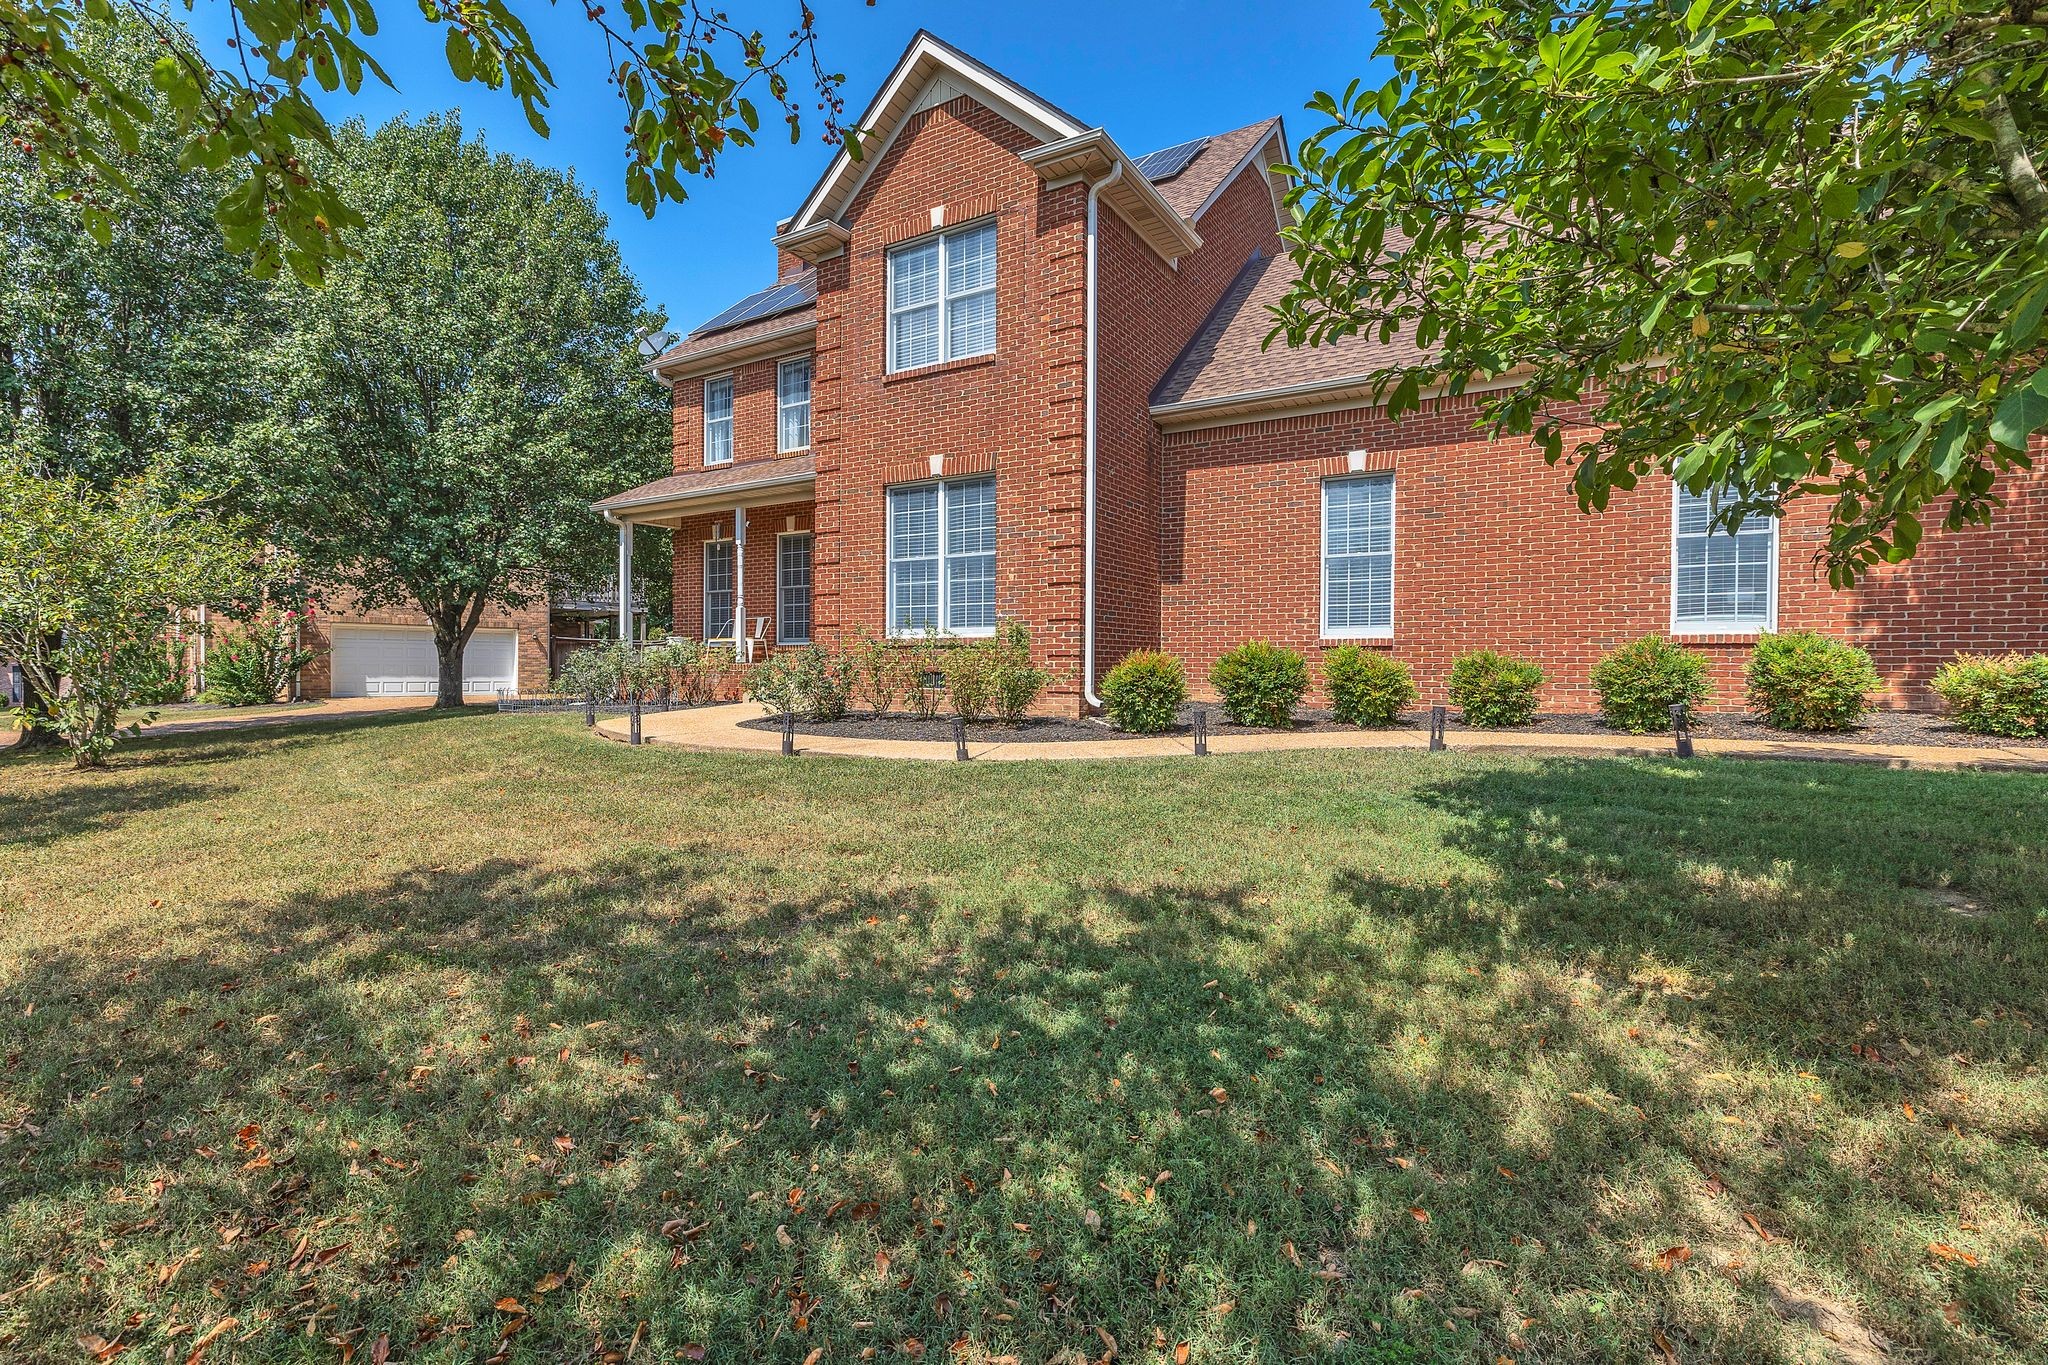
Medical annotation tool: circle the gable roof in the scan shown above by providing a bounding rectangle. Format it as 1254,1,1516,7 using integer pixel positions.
783,31,1090,238
1137,117,1286,221
1151,250,1427,421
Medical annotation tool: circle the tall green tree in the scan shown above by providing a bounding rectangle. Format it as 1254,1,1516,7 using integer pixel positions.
212,115,668,708
0,10,273,485
1276,1,2048,582
0,458,260,766
1,0,852,284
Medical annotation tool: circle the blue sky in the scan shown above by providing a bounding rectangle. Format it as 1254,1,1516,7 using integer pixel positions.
187,3,1387,333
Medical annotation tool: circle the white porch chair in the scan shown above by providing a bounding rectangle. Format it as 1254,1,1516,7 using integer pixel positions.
742,616,770,663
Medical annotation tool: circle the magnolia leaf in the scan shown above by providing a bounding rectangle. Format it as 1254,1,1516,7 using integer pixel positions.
1990,365,2048,451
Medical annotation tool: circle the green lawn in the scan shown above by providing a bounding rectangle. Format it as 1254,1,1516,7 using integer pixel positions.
1,714,2044,1363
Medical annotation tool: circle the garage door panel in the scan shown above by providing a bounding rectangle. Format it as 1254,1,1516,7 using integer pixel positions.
330,626,518,699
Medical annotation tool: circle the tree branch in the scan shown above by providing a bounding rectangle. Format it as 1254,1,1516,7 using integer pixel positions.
1985,89,2048,228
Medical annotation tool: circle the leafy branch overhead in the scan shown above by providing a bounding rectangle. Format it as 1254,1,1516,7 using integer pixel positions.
1273,0,2048,583
0,0,857,283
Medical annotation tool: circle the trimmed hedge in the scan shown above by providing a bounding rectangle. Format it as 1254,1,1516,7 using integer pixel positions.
1591,634,1710,733
1209,641,1309,727
1930,653,2048,738
1745,631,1877,731
1100,650,1187,734
1447,650,1545,727
1323,647,1416,727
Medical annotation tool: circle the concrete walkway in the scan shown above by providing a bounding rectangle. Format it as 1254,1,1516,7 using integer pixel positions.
595,703,2048,771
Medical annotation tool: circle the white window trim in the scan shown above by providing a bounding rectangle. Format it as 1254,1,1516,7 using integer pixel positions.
702,373,735,467
776,530,813,645
702,535,736,641
1669,483,1779,636
776,355,812,454
886,218,998,374
1320,473,1396,641
886,476,997,640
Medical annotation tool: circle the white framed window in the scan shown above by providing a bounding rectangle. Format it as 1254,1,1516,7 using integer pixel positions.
1672,484,1777,633
702,375,734,466
887,219,997,373
777,356,812,452
887,475,996,637
703,538,736,640
1322,474,1394,638
777,532,813,645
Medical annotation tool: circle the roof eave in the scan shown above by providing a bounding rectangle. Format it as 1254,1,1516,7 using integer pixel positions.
593,469,820,520
1021,129,1203,261
648,317,818,383
1149,374,1386,430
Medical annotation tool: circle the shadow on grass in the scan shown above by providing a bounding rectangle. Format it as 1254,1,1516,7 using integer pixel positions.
1,751,2043,1361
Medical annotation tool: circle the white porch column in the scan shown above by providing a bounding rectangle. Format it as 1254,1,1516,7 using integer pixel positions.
615,520,634,643
733,504,748,660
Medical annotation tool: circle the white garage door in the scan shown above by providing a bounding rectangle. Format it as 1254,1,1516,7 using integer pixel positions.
329,626,519,699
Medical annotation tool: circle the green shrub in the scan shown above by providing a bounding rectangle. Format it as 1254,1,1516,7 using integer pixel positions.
132,636,192,706
1209,641,1309,727
202,607,317,706
943,642,995,722
1100,650,1186,734
1745,631,1878,731
845,628,909,714
1930,652,2048,737
988,620,1050,722
1447,649,1545,727
1591,634,1711,733
1322,646,1416,727
745,645,851,721
901,631,947,720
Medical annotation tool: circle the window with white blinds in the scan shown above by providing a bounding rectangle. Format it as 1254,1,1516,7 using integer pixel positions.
777,356,811,452
702,375,734,466
1322,474,1394,637
887,476,996,636
887,219,997,372
777,533,813,644
702,539,736,640
1672,485,1776,631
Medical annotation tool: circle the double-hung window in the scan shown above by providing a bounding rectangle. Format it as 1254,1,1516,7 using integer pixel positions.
777,533,813,645
702,375,734,466
1322,474,1395,637
887,475,996,636
1672,485,1776,632
886,219,997,372
777,356,812,452
703,539,736,640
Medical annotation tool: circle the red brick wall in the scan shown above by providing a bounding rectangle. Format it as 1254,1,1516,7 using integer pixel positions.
1161,399,2048,711
669,349,812,472
294,589,552,700
667,499,817,649
1096,148,1286,690
806,94,1090,709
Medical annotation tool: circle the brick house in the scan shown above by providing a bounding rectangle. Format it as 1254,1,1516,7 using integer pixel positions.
595,31,2048,715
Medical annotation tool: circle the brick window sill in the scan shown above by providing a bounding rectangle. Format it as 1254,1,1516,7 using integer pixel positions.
1319,636,1395,649
1671,631,1766,645
882,352,997,386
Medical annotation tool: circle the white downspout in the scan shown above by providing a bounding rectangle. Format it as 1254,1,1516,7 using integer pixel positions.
604,511,633,643
1082,160,1122,710
733,504,748,661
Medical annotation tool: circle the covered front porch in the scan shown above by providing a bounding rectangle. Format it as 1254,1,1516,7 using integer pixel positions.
592,452,817,660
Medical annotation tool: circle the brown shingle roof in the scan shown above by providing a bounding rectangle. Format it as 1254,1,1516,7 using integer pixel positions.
1143,117,1283,220
594,453,816,513
652,270,818,373
1151,251,1428,410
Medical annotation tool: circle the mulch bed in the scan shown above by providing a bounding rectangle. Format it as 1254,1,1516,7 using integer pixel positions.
739,705,2035,749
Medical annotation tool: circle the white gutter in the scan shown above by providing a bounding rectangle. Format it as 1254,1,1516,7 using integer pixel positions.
593,468,815,516
1082,160,1123,710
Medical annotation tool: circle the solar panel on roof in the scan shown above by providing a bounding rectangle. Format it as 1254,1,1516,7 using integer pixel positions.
690,273,818,337
1133,135,1209,183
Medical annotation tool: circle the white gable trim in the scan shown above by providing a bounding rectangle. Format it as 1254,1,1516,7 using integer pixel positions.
784,31,1087,235
1193,124,1292,230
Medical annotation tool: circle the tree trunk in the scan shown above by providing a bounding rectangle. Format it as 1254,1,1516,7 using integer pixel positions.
7,637,63,755
427,598,488,709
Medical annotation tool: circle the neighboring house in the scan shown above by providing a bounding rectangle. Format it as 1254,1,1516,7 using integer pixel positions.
595,30,2048,714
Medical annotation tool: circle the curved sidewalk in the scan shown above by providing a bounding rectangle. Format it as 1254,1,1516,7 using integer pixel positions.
594,703,2048,770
